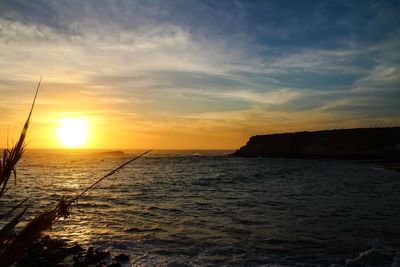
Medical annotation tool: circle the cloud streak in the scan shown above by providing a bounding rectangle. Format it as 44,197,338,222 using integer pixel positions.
0,0,399,148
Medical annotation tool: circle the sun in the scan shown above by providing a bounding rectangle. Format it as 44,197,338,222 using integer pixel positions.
56,117,89,148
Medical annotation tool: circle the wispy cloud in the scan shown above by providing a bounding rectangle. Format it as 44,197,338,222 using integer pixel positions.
0,0,399,148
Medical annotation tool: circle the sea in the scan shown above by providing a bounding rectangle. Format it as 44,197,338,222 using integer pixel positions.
2,149,400,266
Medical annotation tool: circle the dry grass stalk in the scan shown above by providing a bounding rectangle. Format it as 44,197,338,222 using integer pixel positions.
0,78,151,266
0,209,57,266
0,150,151,266
0,78,41,266
0,77,41,198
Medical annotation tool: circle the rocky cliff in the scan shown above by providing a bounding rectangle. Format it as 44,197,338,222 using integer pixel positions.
233,127,400,159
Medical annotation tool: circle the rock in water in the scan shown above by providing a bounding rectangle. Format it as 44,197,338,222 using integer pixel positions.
115,253,130,262
346,248,393,266
393,253,400,267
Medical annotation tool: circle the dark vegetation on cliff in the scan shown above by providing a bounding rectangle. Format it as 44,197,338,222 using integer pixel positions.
233,127,400,159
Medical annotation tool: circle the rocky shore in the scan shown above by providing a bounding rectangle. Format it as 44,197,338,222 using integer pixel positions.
15,236,130,267
342,248,400,267
14,236,400,267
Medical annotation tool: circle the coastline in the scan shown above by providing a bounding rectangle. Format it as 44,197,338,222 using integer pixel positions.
232,127,400,160
17,235,400,267
16,236,130,267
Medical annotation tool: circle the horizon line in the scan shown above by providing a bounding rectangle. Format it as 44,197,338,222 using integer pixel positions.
2,147,237,151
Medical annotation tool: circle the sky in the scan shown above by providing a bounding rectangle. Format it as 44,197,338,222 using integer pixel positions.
0,0,399,149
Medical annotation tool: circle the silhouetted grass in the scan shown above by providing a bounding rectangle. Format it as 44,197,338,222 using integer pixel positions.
0,78,41,266
0,78,40,198
0,78,151,266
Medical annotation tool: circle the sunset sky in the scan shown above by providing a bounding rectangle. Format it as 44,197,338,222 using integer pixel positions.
1,0,399,149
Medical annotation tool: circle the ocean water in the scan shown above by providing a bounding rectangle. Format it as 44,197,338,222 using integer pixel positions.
2,150,400,266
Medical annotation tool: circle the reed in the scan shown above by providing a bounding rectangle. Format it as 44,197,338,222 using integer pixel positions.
0,79,151,266
0,78,41,254
0,150,150,266
0,77,41,198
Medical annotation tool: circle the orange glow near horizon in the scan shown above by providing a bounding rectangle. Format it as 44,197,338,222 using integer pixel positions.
1,1,400,151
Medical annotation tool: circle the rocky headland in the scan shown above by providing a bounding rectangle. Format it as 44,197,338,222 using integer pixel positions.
233,127,400,160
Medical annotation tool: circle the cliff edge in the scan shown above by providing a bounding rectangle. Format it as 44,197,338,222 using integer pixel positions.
232,127,400,159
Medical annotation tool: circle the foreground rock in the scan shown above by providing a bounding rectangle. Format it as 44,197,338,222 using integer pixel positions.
15,235,127,267
114,253,130,262
233,127,400,159
345,248,393,266
343,248,400,267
